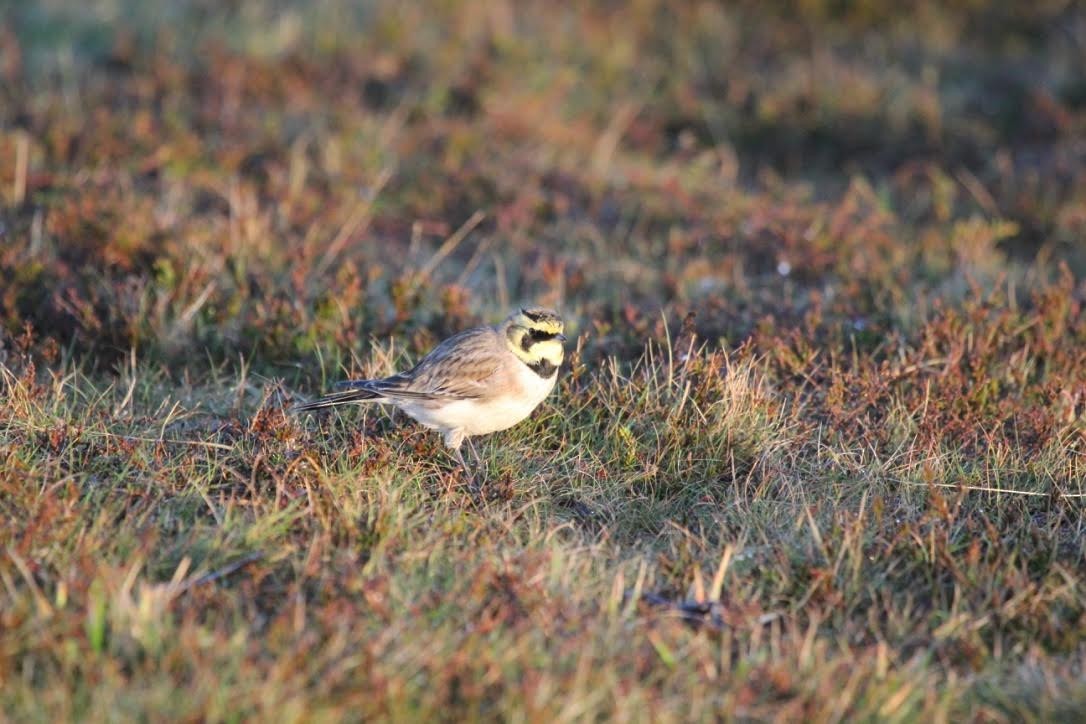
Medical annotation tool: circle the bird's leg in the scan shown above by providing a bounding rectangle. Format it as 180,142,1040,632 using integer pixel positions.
456,445,483,496
464,437,488,497
446,429,480,495
465,437,484,471
452,445,473,477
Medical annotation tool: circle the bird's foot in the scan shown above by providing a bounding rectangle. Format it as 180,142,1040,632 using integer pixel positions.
467,477,483,500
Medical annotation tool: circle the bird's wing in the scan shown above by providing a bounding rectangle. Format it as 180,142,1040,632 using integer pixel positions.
374,326,503,401
293,385,380,411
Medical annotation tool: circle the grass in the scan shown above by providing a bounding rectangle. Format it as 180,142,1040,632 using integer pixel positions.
2,0,1086,720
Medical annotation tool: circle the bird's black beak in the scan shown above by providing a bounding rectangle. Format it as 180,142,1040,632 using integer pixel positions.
556,333,567,342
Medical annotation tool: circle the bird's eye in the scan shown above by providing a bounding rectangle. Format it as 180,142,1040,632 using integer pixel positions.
529,329,555,342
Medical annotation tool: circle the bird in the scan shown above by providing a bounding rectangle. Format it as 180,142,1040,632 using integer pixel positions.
293,306,567,483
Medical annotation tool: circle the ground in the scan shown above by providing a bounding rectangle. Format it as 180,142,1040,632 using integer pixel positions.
2,1,1086,720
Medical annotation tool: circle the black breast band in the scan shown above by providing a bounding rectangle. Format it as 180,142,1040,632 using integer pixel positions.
527,359,557,378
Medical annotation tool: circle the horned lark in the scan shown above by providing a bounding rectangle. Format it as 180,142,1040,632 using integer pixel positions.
293,307,566,479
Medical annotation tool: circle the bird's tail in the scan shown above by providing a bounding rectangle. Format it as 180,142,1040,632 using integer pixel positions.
292,380,384,412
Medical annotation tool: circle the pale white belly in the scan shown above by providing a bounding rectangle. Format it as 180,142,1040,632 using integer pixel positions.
398,367,557,437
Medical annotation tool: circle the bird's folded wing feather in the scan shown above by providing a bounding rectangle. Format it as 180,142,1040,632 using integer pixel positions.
383,326,501,400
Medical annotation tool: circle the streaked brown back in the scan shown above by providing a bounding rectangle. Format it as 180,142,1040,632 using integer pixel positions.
383,325,505,401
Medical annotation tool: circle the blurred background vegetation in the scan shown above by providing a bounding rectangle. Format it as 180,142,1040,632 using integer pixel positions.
3,0,1084,373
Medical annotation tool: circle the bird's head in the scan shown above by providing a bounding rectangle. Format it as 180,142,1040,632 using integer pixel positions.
504,306,566,374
